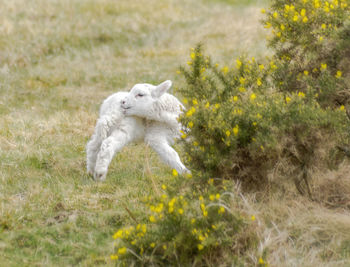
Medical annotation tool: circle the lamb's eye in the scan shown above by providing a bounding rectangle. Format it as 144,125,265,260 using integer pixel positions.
136,93,144,98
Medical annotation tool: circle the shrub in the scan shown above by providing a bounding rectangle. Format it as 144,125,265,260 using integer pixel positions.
110,174,261,266
177,45,349,191
263,0,350,107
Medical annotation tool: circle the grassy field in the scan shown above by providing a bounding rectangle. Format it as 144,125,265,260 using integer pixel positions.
0,0,350,266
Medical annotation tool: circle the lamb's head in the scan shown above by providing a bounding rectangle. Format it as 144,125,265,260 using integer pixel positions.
121,80,172,117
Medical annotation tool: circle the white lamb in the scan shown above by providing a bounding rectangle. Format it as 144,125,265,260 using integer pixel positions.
86,80,190,181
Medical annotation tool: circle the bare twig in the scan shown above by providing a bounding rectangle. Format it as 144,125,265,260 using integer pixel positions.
337,145,350,158
346,108,350,121
121,203,138,224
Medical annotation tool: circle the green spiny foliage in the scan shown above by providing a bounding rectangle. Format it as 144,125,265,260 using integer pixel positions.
263,0,350,106
177,45,349,189
110,174,260,266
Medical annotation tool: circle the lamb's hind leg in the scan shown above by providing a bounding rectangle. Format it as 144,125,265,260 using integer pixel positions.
145,135,189,175
86,134,102,175
94,130,130,181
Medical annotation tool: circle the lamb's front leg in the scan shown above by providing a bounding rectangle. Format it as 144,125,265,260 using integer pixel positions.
94,130,130,181
145,134,189,175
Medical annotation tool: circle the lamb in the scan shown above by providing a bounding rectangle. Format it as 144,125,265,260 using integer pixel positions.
86,80,190,181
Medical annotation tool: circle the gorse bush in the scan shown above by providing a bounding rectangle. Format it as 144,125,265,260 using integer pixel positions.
110,174,262,266
263,0,350,106
178,46,349,190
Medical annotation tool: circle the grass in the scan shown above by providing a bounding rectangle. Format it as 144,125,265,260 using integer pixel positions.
0,0,349,266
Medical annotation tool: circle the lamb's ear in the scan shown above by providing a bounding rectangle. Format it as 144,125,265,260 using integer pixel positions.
151,80,172,98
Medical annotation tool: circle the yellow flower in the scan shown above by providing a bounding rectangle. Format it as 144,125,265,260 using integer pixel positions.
221,66,229,74
178,208,184,215
150,243,155,248
259,64,264,70
172,169,178,177
163,244,167,250
293,15,299,21
205,102,210,108
300,8,306,17
273,12,278,18
233,95,238,102
110,254,119,260
339,105,345,111
188,121,194,128
186,173,193,179
209,194,215,201
118,247,127,255
319,36,324,42
181,133,187,139
280,24,285,31
304,70,309,76
218,207,225,214
286,96,291,103
321,23,326,29
302,16,308,23
250,93,256,101
162,184,167,190
212,224,217,229
321,63,327,70
233,125,239,136
197,244,204,250
199,195,204,201
187,61,192,66
298,92,305,98
186,110,193,117
192,99,198,105
193,141,199,146
261,8,266,14
216,193,220,200
215,103,220,109
336,70,342,78
264,22,272,28
149,216,156,222
225,130,231,137
251,215,256,221
191,218,196,224
113,229,124,239
239,87,246,92
239,77,246,84
203,210,208,217
236,59,242,69
183,98,188,104
259,257,264,264
257,78,262,86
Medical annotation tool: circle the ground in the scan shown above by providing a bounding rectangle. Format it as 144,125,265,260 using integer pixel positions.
0,0,349,266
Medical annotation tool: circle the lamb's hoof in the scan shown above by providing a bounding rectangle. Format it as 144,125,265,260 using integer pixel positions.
93,170,107,181
87,169,93,176
179,168,191,176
